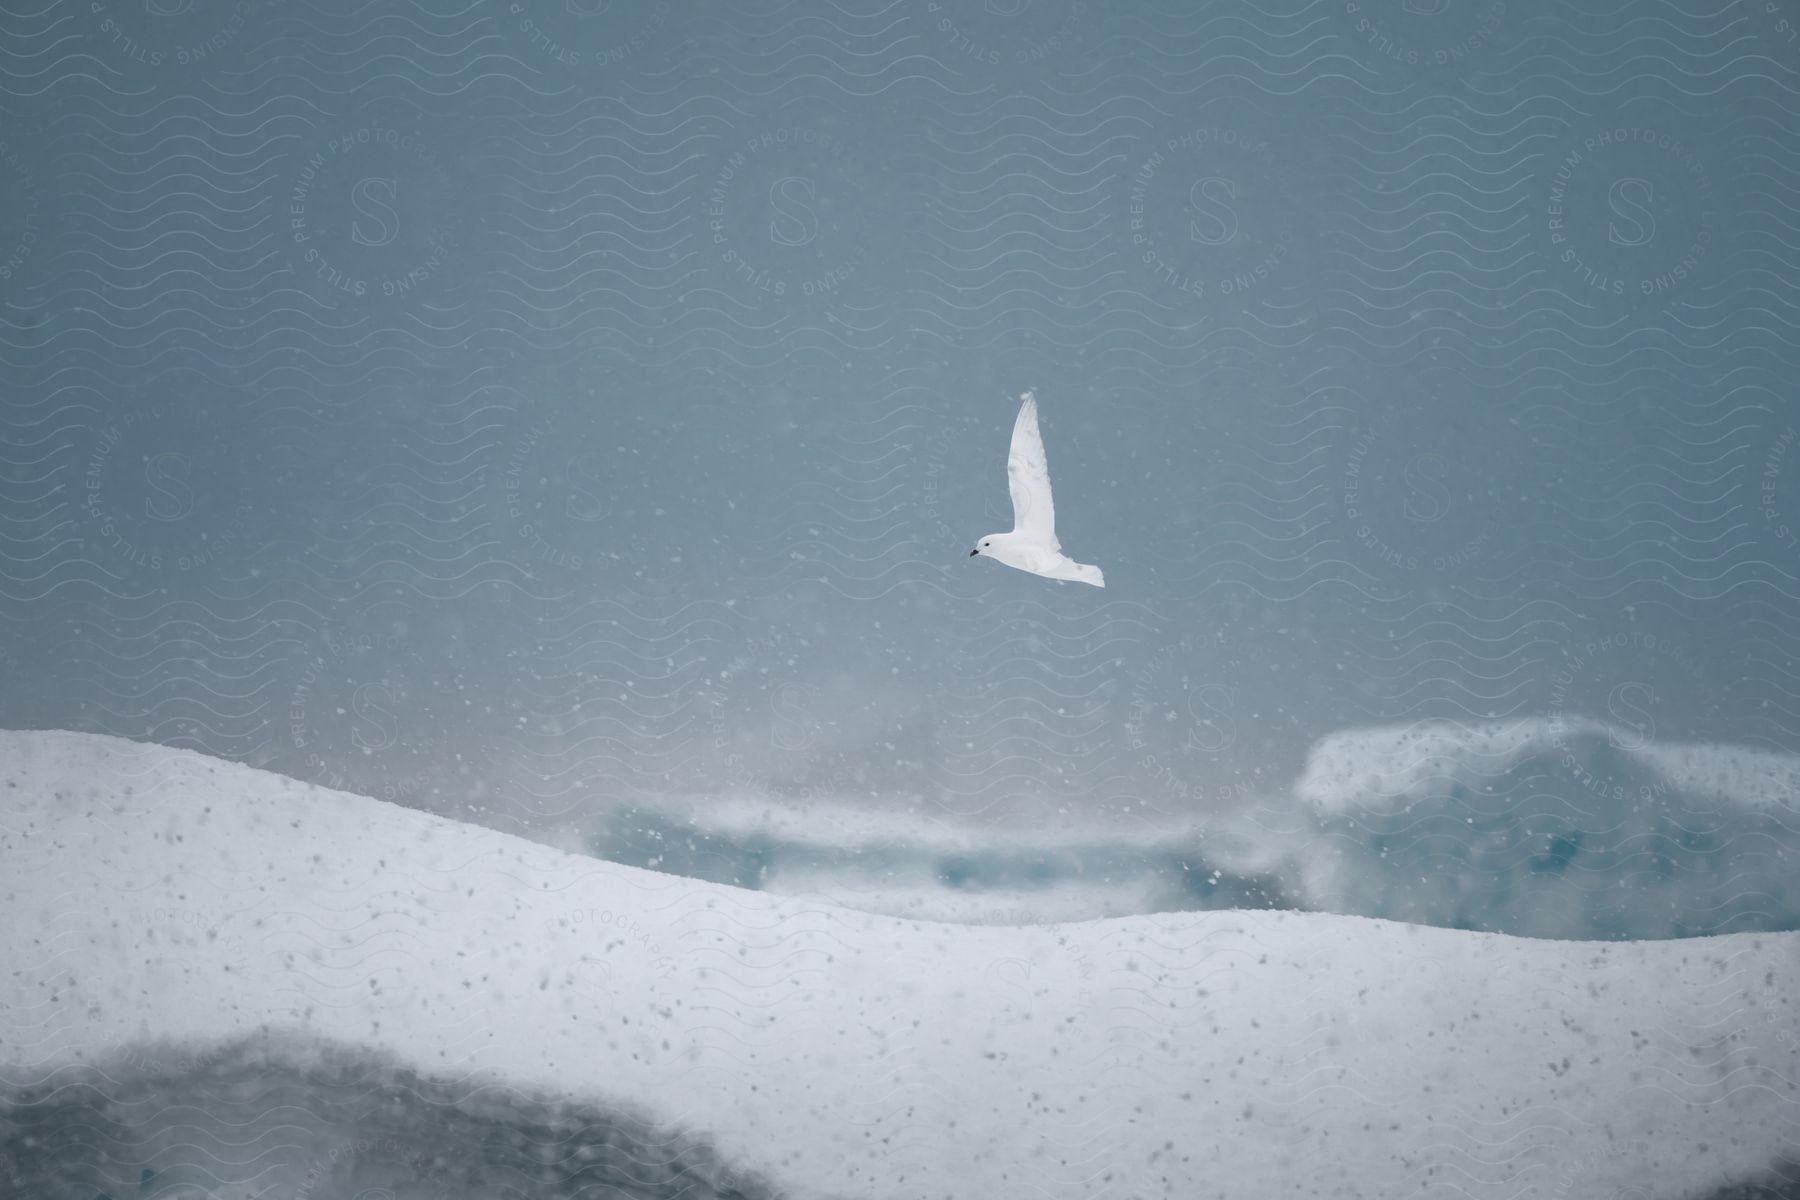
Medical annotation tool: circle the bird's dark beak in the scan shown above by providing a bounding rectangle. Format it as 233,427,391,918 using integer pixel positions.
969,548,979,557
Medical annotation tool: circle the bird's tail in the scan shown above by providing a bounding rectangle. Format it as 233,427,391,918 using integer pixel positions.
1070,562,1104,588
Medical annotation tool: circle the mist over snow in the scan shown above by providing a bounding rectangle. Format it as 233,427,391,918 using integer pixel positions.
567,718,1800,940
2,731,1797,1200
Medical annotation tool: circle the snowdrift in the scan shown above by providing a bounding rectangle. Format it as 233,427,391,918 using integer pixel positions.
0,730,1795,1199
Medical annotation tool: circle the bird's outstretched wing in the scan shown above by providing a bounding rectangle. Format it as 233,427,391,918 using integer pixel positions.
1006,390,1059,548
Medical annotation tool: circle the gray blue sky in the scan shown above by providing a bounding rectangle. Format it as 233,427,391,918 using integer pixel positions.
0,0,1796,864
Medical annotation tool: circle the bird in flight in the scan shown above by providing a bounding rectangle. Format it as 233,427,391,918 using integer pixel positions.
968,390,1105,587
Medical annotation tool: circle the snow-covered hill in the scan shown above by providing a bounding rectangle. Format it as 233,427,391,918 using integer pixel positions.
1,730,1796,1199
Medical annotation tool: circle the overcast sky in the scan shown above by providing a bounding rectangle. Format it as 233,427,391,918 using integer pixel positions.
1,0,1796,844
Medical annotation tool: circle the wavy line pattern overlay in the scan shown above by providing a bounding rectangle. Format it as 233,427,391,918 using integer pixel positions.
1,1,1798,1196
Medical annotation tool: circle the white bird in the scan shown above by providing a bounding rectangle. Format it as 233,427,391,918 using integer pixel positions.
968,390,1105,587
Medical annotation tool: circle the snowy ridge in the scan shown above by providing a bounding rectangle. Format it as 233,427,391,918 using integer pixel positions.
1,730,1797,1199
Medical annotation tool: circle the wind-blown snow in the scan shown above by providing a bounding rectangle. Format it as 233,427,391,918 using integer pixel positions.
1293,718,1800,815
1,730,1796,1199
586,718,1800,939
1231,718,1800,938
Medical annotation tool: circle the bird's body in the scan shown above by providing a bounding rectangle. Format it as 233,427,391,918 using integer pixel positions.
969,391,1105,587
975,531,1105,586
